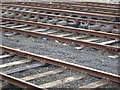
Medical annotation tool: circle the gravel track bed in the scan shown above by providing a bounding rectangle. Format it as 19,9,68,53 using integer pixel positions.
1,32,119,75
1,12,120,90
1,1,120,89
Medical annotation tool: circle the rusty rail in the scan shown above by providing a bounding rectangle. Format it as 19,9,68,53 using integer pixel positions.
2,3,120,20
1,45,120,83
1,18,120,39
1,25,120,52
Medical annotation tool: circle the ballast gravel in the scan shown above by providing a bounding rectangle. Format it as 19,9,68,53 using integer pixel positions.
1,31,120,88
1,32,119,75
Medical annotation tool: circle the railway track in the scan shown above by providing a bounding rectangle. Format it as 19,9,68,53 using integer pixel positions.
4,1,120,9
1,3,120,21
1,8,120,29
0,45,120,89
1,18,120,53
1,2,120,52
0,1,120,89
1,16,119,39
2,1,119,15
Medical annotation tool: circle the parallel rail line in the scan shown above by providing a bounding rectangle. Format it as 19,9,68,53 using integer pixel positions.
3,2,119,14
0,46,120,88
1,18,120,39
1,3,120,20
1,2,120,89
1,8,120,28
1,23,120,52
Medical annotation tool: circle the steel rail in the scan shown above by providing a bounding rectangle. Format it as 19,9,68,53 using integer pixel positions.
2,3,120,19
1,18,120,39
1,8,119,28
52,3,120,13
2,2,119,13
1,25,120,52
1,45,120,83
0,72,44,90
53,2,120,9
78,2,120,7
3,1,119,9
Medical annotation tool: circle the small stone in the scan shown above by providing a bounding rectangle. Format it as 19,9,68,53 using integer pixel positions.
4,33,15,37
55,40,59,43
63,43,67,46
101,60,104,62
75,46,83,50
108,55,119,59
